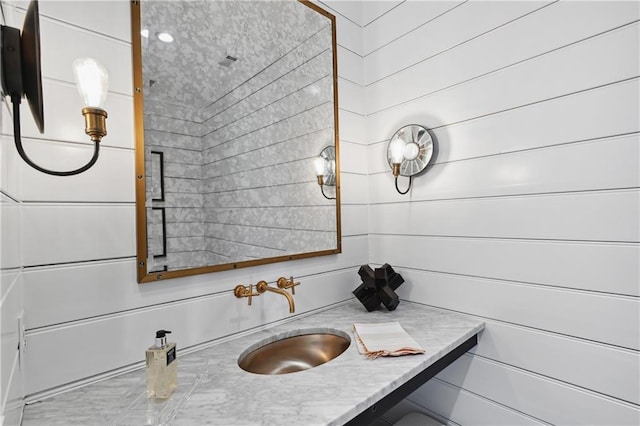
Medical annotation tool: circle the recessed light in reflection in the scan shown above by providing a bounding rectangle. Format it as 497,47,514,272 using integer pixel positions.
157,32,174,43
141,28,149,38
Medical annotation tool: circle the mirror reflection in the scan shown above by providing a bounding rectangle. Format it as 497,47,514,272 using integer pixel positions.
133,0,341,283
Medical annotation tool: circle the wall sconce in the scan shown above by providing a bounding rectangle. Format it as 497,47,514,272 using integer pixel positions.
314,145,336,200
386,124,434,194
0,0,108,176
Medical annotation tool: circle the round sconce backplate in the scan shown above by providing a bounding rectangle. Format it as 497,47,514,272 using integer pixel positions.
386,124,434,177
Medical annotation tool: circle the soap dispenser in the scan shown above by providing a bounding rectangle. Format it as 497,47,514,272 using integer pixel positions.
146,329,177,398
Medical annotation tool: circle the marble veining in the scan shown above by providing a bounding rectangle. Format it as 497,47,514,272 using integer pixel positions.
21,300,484,426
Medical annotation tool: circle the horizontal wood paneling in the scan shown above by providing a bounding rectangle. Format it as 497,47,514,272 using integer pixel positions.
369,190,639,243
27,0,131,42
370,135,639,204
433,353,640,425
368,78,640,170
1,352,23,426
398,269,639,350
0,134,19,199
363,1,552,85
318,0,364,27
22,235,367,330
33,10,132,95
1,272,21,405
363,0,464,56
338,78,365,115
365,1,639,113
364,0,640,423
21,204,136,267
408,377,546,426
339,141,368,175
17,141,134,203
0,195,21,270
333,11,362,55
339,110,366,144
470,319,640,404
341,172,368,205
23,268,356,395
366,22,639,141
337,46,363,85
361,0,402,28
370,235,639,296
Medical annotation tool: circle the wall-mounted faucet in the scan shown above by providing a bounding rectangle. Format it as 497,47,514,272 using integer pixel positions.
277,276,300,294
256,280,295,313
234,284,259,306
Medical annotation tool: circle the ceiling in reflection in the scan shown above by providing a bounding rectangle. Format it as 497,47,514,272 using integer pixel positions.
140,0,328,110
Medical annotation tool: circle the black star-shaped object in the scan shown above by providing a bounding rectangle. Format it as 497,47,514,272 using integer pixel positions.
352,263,405,311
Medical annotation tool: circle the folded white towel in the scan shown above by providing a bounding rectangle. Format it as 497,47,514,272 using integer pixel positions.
353,322,425,359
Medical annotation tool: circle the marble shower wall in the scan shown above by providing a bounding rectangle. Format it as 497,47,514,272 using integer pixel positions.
201,24,337,265
143,23,337,269
144,100,206,271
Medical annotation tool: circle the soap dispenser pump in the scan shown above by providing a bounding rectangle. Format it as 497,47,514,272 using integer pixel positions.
146,329,177,398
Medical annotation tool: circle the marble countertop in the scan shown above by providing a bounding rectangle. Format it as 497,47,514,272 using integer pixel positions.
22,299,484,426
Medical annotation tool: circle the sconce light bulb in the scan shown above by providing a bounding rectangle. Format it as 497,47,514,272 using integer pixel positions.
404,142,420,161
73,57,109,108
314,156,326,177
389,138,405,164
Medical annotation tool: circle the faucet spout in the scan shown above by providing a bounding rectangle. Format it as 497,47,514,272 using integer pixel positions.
256,280,295,313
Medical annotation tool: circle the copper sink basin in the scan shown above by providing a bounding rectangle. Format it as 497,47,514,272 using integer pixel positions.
238,329,351,375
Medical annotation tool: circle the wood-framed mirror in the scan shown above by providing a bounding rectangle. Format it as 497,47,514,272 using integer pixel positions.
132,0,341,283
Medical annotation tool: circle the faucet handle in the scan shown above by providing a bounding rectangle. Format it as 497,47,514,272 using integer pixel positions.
277,276,300,294
234,284,259,306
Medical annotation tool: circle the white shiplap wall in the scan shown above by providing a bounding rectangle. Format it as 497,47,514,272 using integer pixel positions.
0,0,368,413
361,1,640,425
0,2,25,424
2,1,639,425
